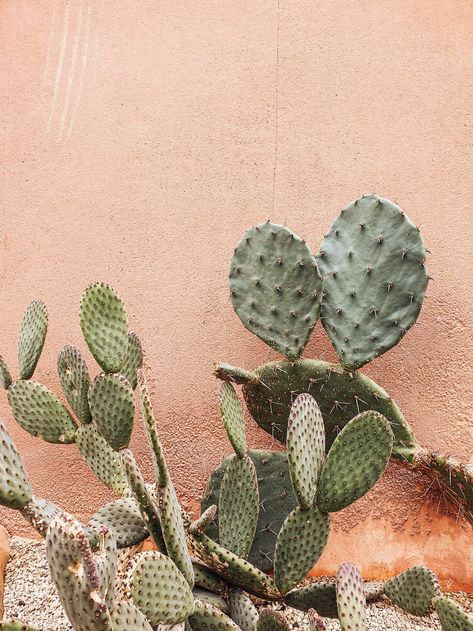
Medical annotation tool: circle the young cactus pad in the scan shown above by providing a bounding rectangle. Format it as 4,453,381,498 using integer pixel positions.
201,449,298,572
220,382,246,458
229,222,322,360
336,562,366,631
18,300,48,380
316,194,429,371
384,566,440,616
57,345,92,424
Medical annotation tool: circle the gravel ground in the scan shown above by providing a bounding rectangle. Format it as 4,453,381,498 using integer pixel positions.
3,537,472,631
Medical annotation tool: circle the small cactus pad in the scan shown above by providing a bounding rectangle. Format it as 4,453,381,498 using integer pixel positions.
0,623,43,631
229,222,322,359
434,597,473,631
76,424,128,494
336,562,366,631
189,531,279,600
285,581,338,618
0,356,12,389
193,559,227,595
384,566,440,616
274,504,330,593
88,374,135,450
220,383,246,458
228,589,259,631
128,550,195,625
0,420,32,509
138,372,168,485
193,588,230,614
18,300,48,380
20,496,61,537
110,602,153,631
219,454,259,558
317,411,393,512
287,393,325,509
190,505,217,534
80,283,128,373
120,449,165,551
89,497,148,549
57,345,92,423
257,609,290,631
8,380,77,444
201,449,298,572
308,609,327,631
317,195,429,370
189,601,240,631
46,513,112,631
223,359,417,459
95,527,118,610
119,332,143,390
158,481,195,587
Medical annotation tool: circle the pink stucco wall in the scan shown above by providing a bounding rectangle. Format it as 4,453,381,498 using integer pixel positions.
1,0,472,588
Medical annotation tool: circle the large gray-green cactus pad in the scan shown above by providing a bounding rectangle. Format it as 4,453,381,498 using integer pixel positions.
317,195,429,370
230,222,322,359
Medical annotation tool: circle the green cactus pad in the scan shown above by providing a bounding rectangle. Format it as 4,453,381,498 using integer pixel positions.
218,359,417,459
201,449,298,572
0,356,12,390
193,588,230,614
0,623,43,631
316,194,429,370
138,372,168,485
57,345,92,423
190,505,217,534
189,601,240,631
317,411,393,512
220,383,246,458
285,581,338,618
384,566,440,616
18,300,48,380
76,423,128,494
257,609,290,631
46,512,113,631
158,481,195,587
110,602,153,631
128,550,195,625
434,596,473,631
219,454,259,558
120,449,165,551
89,497,148,549
193,559,227,595
80,283,128,373
0,420,32,509
336,562,366,631
20,496,61,537
274,504,330,593
8,380,77,444
229,222,322,360
95,527,118,610
287,393,325,509
119,332,143,390
88,374,135,450
189,531,280,600
228,589,259,631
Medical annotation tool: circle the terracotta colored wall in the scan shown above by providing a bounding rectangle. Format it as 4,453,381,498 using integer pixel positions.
1,0,472,589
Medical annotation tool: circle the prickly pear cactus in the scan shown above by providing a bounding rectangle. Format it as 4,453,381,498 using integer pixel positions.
284,581,338,618
110,602,153,631
57,345,92,424
8,380,77,444
88,374,135,450
201,449,298,572
89,497,148,548
228,589,259,631
189,601,240,631
434,596,473,631
0,356,12,390
18,299,48,380
229,222,322,360
316,411,393,512
220,383,246,458
20,496,62,538
80,282,128,373
336,562,366,631
257,609,290,631
384,566,440,616
316,194,429,370
0,623,44,631
119,332,143,390
0,420,32,509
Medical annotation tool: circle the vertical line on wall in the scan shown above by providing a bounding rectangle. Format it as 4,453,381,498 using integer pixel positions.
46,2,70,134
272,0,281,214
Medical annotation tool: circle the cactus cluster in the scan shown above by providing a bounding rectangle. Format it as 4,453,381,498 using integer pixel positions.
215,194,473,525
0,247,469,630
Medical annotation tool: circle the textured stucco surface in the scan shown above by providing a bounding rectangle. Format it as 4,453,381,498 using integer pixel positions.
0,0,472,587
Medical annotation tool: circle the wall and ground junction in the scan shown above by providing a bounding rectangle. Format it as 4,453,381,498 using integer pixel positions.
1,0,472,589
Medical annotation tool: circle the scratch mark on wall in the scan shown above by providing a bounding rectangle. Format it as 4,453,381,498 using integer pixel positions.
66,4,92,140
59,0,84,136
42,0,59,88
272,0,281,213
46,2,70,134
